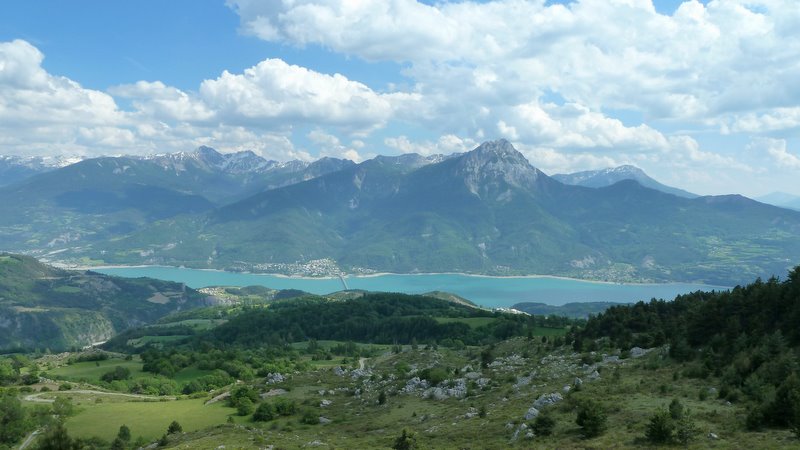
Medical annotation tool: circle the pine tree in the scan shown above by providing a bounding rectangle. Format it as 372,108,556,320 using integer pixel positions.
575,400,607,439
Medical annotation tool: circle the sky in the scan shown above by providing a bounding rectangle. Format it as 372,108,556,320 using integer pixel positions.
0,0,799,197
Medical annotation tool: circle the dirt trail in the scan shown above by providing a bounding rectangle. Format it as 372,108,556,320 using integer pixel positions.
19,429,40,450
23,390,176,403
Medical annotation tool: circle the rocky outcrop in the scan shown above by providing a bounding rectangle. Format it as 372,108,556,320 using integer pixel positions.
423,378,467,400
533,392,563,409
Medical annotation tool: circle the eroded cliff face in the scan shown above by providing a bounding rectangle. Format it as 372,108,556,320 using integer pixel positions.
0,253,214,351
0,308,115,350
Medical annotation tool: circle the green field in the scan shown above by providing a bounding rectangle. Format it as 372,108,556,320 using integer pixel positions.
65,398,234,441
172,366,213,383
47,357,212,388
48,358,146,383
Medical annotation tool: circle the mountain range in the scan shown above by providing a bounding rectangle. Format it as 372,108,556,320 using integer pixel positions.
756,192,800,211
553,165,697,198
0,155,82,187
1,140,799,285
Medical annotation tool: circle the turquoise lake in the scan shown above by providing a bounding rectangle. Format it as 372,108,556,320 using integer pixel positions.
95,266,727,308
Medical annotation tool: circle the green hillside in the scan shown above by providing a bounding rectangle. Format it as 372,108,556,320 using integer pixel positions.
3,269,799,449
0,254,212,351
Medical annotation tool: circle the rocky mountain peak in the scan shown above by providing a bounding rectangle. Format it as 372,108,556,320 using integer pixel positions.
219,150,276,174
194,146,226,166
611,165,644,174
456,139,541,197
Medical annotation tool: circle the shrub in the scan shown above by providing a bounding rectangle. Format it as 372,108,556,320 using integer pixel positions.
237,398,254,416
253,402,276,422
645,409,674,444
167,420,182,434
575,400,607,438
101,366,131,383
52,397,74,417
273,397,297,416
746,407,765,431
392,428,418,450
675,411,699,446
228,385,259,409
532,413,556,436
645,406,698,445
300,409,318,425
669,398,684,420
418,367,448,386
117,425,131,442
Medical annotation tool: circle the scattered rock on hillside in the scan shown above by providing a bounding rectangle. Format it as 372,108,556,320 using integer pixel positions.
630,347,648,358
266,373,285,384
533,392,563,409
464,407,479,419
476,377,491,387
524,406,540,420
350,368,372,379
490,354,526,369
423,378,467,400
514,373,534,389
401,377,429,394
510,423,530,442
261,388,287,398
204,391,230,405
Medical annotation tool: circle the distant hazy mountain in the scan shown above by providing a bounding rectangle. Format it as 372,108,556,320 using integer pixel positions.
91,140,800,285
0,146,353,253
0,155,83,187
756,192,800,211
137,146,356,202
553,165,697,198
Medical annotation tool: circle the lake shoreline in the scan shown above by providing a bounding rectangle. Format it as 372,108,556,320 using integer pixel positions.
63,262,730,289
86,265,728,308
